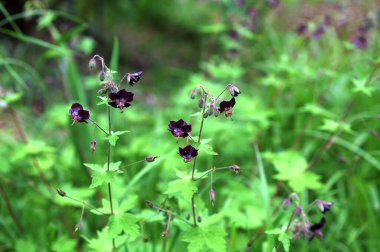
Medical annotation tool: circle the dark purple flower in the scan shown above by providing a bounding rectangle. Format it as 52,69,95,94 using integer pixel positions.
127,71,143,86
296,23,308,36
168,119,192,138
309,217,326,241
69,103,90,123
316,200,334,214
179,145,198,163
219,98,236,117
313,26,325,39
108,89,134,110
228,84,241,97
353,36,367,49
228,30,239,40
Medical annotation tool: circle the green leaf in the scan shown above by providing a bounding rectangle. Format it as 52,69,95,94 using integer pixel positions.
97,96,109,106
85,227,128,252
279,232,292,252
265,228,282,235
199,139,218,155
104,131,130,146
320,119,353,134
265,151,322,192
89,169,121,189
108,213,140,238
182,226,227,252
37,11,55,30
84,163,103,172
352,78,375,97
164,178,197,202
300,103,334,118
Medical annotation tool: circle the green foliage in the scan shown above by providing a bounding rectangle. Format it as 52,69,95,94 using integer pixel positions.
182,226,227,252
85,162,123,188
165,170,197,202
104,131,130,146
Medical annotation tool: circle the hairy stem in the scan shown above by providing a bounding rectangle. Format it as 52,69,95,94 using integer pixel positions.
0,183,24,234
106,106,116,250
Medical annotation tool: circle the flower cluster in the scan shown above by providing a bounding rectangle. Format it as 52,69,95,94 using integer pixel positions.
282,192,334,241
295,5,373,49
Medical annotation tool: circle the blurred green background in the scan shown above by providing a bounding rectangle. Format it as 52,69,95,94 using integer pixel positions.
1,0,380,251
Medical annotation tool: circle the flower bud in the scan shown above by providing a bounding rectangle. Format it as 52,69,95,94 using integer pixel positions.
186,213,191,220
203,111,209,118
230,164,241,173
74,223,81,232
146,200,154,208
162,229,169,237
56,189,66,197
198,98,205,108
210,188,216,207
88,58,96,70
90,139,97,156
197,215,202,223
145,156,159,162
99,70,105,81
282,198,291,209
208,103,214,116
213,108,220,117
295,205,302,215
190,88,197,99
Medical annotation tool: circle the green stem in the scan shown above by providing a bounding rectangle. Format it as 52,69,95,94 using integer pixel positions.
106,106,116,250
89,119,109,135
275,208,296,252
0,183,24,234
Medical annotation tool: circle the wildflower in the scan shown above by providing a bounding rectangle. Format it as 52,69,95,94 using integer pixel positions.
108,89,134,110
352,36,367,49
127,71,143,86
69,103,90,123
219,98,236,117
190,88,197,99
309,217,326,241
99,70,105,81
210,188,216,207
228,84,241,97
198,97,205,108
313,26,325,39
178,145,198,163
316,200,334,214
145,156,160,162
168,119,192,138
90,139,96,155
230,164,241,173
296,23,308,36
88,58,96,70
228,30,239,40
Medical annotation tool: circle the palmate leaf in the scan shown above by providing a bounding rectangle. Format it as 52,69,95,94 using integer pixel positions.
104,131,130,146
182,226,227,252
85,227,128,252
164,169,197,202
85,162,122,189
266,228,292,252
265,151,322,192
108,213,140,238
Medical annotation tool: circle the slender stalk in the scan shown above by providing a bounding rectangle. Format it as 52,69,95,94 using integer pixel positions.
0,183,24,234
118,159,145,170
89,119,110,135
191,196,197,227
148,202,193,226
64,195,105,215
106,106,116,250
275,209,296,252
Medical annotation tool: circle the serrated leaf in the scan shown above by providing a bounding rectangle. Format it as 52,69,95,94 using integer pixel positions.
104,131,130,146
84,163,103,172
97,96,109,106
300,103,334,118
108,213,140,238
265,228,283,235
85,227,128,252
279,232,292,252
182,226,227,252
352,78,375,96
103,161,122,171
164,178,197,202
320,119,352,134
89,170,118,189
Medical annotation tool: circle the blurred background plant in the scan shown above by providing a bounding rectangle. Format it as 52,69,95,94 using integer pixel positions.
1,0,380,251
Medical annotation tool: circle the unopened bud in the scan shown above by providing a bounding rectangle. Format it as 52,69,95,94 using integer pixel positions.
74,223,81,232
146,200,154,208
56,189,66,197
90,139,97,156
282,198,291,209
186,213,191,220
295,205,302,215
198,98,205,108
208,103,214,116
203,111,209,118
213,108,220,117
230,164,241,173
88,58,96,70
210,188,216,207
197,215,202,223
145,156,159,162
99,70,105,81
162,229,169,237
190,88,197,99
